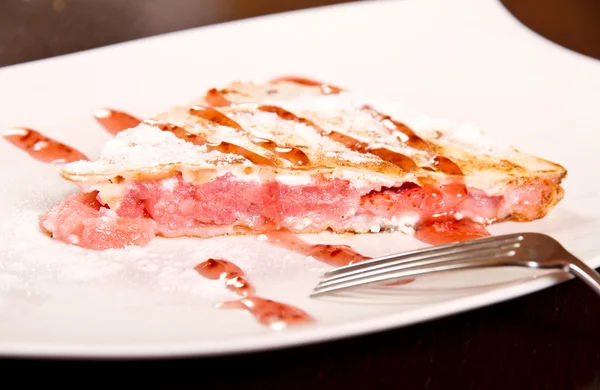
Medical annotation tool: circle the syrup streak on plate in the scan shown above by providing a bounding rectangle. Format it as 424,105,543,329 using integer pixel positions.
195,258,314,329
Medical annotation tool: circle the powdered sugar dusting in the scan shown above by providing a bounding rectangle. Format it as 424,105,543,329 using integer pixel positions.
230,110,379,165
262,91,357,113
0,201,314,306
256,87,515,160
62,123,245,176
403,113,514,156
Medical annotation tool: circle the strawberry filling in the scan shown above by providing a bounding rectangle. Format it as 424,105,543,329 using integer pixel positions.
40,192,155,250
40,173,559,250
357,182,467,219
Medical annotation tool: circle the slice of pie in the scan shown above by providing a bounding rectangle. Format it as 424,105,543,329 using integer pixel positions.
40,77,567,250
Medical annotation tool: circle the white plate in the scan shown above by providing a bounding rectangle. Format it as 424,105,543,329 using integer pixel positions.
0,0,599,358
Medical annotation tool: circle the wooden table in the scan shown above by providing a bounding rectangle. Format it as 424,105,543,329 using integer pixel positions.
1,1,599,388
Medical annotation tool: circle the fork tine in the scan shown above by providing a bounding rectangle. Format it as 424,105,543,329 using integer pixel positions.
321,241,522,285
310,255,517,297
324,233,524,278
311,232,600,300
317,244,519,288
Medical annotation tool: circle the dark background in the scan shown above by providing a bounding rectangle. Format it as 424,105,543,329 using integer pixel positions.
1,0,599,388
1,0,600,67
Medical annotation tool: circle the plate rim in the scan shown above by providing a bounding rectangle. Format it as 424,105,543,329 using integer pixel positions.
0,271,578,358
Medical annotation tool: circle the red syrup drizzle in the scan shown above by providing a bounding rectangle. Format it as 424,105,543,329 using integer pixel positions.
414,218,491,246
385,279,417,286
91,107,277,166
143,119,275,167
90,105,304,167
204,88,232,107
361,105,466,178
217,297,314,329
411,188,491,246
265,228,416,285
264,228,371,267
194,258,314,329
91,106,278,166
189,105,310,167
94,108,142,135
2,128,88,163
205,88,232,107
194,258,255,297
257,104,418,172
202,89,412,170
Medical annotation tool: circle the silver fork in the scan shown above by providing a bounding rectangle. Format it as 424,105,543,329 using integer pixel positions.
310,233,600,298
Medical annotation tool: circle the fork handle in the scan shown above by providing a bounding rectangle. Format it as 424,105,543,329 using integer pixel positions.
566,258,600,297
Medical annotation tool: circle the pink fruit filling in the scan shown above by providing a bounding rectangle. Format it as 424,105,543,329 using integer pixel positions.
40,173,560,250
40,192,156,251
